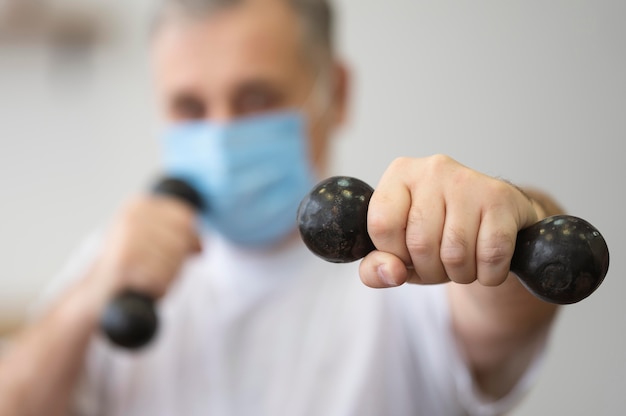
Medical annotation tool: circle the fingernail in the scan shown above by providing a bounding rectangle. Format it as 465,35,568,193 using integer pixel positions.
377,264,396,287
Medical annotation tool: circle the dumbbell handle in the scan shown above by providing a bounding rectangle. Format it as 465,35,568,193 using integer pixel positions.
100,178,203,350
297,176,610,304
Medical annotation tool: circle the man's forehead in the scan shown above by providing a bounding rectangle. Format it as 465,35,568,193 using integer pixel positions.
154,0,302,51
152,0,309,86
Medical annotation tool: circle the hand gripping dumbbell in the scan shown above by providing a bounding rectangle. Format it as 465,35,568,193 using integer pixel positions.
99,178,204,350
297,176,609,304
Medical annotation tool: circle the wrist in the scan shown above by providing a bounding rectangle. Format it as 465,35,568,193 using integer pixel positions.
49,261,121,333
49,281,104,337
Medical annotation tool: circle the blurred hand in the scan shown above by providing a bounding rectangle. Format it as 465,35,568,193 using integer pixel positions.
90,194,201,302
359,155,539,288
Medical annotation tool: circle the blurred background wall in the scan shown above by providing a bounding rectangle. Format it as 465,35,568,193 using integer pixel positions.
1,0,624,414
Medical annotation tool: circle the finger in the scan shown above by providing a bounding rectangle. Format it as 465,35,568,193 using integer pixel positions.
439,200,480,285
475,208,518,286
492,179,541,229
116,214,196,297
367,173,412,265
405,185,447,284
151,195,198,230
117,241,182,298
190,234,203,253
143,195,201,255
124,265,170,299
152,197,202,254
359,251,409,288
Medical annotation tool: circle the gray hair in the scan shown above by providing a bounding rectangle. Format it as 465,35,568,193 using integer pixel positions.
152,0,335,74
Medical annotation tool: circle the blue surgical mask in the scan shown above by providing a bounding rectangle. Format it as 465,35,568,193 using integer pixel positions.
160,111,318,247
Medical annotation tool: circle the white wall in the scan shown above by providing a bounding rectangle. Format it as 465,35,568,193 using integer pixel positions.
1,1,624,414
0,0,161,323
332,2,626,415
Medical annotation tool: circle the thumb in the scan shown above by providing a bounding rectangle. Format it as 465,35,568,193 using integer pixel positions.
359,251,410,288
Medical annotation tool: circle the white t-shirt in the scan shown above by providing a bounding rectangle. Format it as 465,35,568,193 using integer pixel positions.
40,232,545,416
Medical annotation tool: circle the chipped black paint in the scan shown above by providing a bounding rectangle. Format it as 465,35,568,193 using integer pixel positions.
511,215,610,304
297,176,376,263
298,177,610,304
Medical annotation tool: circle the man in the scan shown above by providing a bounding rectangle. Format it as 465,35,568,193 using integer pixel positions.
0,0,562,414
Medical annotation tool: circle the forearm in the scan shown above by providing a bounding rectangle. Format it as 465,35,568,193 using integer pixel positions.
0,195,198,416
0,269,107,416
449,275,558,398
448,187,564,399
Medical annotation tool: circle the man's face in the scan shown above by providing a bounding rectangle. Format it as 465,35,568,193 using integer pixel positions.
151,0,345,172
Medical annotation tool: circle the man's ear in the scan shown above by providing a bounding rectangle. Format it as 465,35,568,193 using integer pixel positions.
330,60,350,128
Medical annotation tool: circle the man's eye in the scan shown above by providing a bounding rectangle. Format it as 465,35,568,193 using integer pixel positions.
171,96,207,120
236,91,280,115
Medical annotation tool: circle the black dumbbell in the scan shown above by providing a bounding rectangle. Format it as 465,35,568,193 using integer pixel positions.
297,176,609,304
100,177,203,349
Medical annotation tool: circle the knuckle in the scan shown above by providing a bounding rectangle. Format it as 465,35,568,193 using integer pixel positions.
440,230,474,283
489,179,514,198
486,179,521,208
477,246,508,266
367,210,394,242
440,248,467,268
405,209,432,258
477,233,514,266
389,156,413,171
420,154,462,182
426,153,455,170
451,166,477,186
440,240,469,268
405,234,433,259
